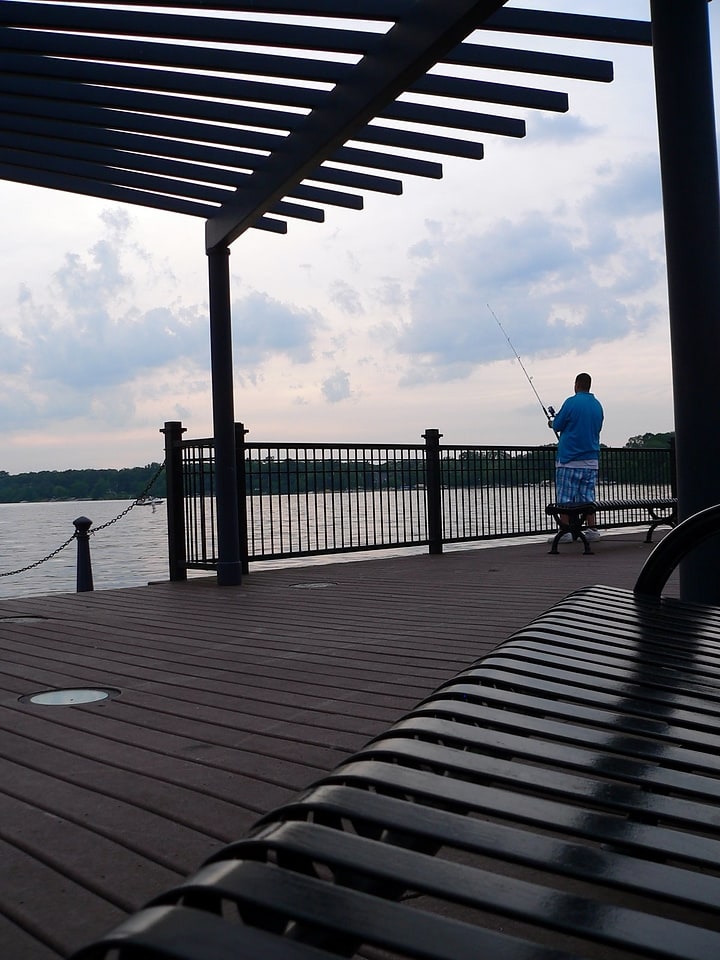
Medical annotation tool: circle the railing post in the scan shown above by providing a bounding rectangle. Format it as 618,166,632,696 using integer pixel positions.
669,434,677,498
235,422,250,575
161,420,187,581
423,428,444,555
74,516,94,592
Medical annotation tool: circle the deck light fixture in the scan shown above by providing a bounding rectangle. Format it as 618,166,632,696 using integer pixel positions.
289,581,338,589
20,688,121,706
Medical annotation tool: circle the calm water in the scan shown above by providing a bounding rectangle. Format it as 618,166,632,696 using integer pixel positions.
0,497,550,601
0,499,178,599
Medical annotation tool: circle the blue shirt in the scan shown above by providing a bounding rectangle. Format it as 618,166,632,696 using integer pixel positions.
553,391,604,463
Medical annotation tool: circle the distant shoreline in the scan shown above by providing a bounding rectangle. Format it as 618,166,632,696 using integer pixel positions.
0,464,166,504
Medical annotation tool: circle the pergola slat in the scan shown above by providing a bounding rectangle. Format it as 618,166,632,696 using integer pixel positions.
407,75,569,113
483,8,653,45
1,28,355,84
0,161,218,218
3,3,387,56
0,1,622,245
447,41,614,82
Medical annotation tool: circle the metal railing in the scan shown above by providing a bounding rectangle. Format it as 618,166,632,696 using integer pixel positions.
440,443,674,542
162,422,675,577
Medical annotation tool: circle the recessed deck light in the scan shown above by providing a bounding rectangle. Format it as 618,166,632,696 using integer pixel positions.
289,581,337,589
20,688,120,706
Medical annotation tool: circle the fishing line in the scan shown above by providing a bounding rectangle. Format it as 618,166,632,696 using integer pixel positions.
487,304,558,437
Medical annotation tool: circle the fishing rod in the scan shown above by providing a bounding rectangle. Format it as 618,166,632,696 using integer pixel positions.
487,304,559,438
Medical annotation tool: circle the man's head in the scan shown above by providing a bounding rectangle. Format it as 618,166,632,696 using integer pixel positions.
574,372,592,393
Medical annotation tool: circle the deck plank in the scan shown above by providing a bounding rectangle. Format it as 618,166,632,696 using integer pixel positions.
0,533,679,958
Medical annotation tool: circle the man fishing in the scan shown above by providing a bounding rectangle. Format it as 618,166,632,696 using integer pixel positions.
548,373,604,542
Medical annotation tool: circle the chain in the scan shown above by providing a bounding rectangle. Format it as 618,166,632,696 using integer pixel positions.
0,461,166,579
91,460,166,533
0,533,77,579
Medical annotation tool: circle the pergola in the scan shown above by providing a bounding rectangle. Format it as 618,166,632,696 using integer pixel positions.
2,2,719,601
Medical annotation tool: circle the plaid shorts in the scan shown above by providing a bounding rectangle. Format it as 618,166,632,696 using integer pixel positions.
555,466,597,505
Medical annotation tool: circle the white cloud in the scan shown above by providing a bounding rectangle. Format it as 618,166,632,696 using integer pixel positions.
393,156,666,384
321,369,352,403
231,291,322,366
329,279,364,316
1,213,325,389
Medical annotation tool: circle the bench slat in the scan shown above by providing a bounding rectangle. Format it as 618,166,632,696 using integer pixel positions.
354,736,720,832
71,904,331,960
414,698,720,775
186,823,720,960
388,714,720,794
326,757,720,870
473,655,720,718
153,854,581,960
259,783,720,913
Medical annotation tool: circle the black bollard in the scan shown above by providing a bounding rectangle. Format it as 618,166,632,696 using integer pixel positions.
74,516,94,592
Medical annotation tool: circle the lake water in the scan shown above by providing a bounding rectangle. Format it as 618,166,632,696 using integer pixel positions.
0,498,553,601
0,499,180,599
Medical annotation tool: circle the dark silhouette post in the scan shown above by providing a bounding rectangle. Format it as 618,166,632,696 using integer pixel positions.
651,0,720,603
74,516,94,592
162,420,187,582
423,428,444,555
669,435,677,499
208,245,242,586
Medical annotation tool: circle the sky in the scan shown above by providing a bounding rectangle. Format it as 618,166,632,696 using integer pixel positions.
0,0,717,472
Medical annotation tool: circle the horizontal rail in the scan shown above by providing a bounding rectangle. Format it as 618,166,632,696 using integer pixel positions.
168,429,674,572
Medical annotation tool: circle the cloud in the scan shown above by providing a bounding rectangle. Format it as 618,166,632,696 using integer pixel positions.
393,157,666,383
375,277,406,309
231,291,322,366
329,279,364,316
321,369,351,403
0,209,325,431
587,154,663,219
2,284,209,390
528,113,602,144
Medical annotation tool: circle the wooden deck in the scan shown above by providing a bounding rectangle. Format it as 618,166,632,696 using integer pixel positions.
0,531,677,959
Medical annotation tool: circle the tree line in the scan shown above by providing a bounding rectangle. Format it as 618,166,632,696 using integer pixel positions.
0,433,673,504
0,464,166,504
239,443,672,495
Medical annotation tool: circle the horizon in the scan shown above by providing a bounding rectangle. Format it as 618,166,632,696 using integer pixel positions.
1,426,674,477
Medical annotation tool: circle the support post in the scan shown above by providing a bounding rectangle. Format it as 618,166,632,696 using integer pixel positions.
74,516,94,592
669,435,677,500
651,0,720,603
162,420,187,582
207,246,242,586
423,428,444,555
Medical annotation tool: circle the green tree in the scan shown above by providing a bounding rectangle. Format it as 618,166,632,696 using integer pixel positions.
625,432,674,449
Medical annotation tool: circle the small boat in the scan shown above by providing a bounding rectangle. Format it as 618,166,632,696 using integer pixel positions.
135,496,164,506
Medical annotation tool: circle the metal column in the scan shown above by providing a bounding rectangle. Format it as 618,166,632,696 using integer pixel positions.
207,246,242,586
651,0,720,603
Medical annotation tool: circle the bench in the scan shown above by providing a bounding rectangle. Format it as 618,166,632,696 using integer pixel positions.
546,496,678,554
72,505,720,960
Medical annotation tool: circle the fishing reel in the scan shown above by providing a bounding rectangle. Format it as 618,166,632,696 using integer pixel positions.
546,405,557,434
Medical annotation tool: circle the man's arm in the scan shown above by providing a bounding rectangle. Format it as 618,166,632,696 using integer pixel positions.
551,400,569,433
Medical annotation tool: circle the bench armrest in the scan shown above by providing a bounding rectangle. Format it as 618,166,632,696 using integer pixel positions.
634,503,720,596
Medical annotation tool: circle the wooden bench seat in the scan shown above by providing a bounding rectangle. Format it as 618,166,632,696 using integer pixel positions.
72,506,720,960
546,497,677,553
